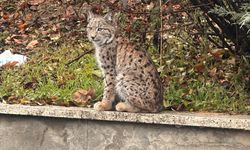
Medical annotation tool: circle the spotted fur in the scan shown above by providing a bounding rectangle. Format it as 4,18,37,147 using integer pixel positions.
86,11,163,112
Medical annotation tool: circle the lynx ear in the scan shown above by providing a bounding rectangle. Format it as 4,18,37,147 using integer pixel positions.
104,12,120,26
87,9,94,21
81,3,94,21
104,12,113,22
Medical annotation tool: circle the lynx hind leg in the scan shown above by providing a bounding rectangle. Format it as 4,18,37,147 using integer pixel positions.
93,100,113,111
115,102,141,113
117,84,160,113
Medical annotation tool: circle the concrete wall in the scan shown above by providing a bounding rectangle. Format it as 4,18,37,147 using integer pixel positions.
0,114,249,150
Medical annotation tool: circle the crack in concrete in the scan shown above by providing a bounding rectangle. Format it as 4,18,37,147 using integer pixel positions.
39,126,49,147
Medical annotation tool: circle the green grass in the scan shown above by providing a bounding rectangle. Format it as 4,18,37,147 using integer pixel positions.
164,80,249,113
0,41,103,106
160,35,250,114
0,36,249,113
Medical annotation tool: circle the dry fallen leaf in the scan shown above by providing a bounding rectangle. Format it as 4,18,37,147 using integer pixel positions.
194,63,205,73
13,12,20,19
227,57,236,65
108,0,118,3
28,0,45,6
26,40,39,49
210,49,225,61
146,2,154,10
209,67,217,78
50,33,61,41
72,88,96,106
13,38,24,44
17,20,27,31
20,98,30,105
176,103,185,111
172,4,182,11
7,96,19,104
2,13,10,20
65,6,75,19
25,13,33,21
1,61,19,68
18,1,29,10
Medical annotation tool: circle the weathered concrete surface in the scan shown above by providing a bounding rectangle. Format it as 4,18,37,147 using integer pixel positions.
0,104,249,130
0,115,249,150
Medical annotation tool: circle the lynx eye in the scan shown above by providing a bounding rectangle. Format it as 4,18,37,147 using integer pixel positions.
97,28,104,31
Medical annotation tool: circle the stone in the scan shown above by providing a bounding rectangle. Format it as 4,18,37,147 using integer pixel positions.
0,115,249,150
0,104,249,130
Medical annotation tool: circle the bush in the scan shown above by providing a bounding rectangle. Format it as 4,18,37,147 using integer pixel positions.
190,0,250,53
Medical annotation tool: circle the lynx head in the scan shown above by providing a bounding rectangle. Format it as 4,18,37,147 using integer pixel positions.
86,11,117,46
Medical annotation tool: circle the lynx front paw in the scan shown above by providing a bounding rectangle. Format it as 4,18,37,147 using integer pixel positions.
93,100,112,111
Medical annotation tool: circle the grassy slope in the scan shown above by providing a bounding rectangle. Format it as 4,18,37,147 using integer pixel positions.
0,0,249,113
0,42,103,106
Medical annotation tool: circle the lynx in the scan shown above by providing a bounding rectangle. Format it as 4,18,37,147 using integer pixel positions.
86,10,163,112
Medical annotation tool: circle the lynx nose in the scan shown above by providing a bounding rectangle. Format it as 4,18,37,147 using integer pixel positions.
91,36,95,40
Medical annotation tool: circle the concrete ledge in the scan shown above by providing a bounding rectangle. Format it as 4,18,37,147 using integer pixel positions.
1,104,250,150
0,103,249,130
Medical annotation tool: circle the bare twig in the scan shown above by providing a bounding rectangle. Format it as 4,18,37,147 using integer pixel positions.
65,48,94,67
207,35,222,48
171,32,197,49
204,15,234,53
159,0,163,66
